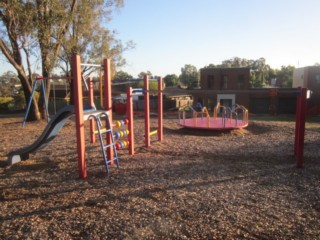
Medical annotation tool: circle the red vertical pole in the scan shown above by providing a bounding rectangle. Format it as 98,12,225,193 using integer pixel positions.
296,88,307,168
88,77,96,144
158,77,163,142
72,54,87,179
127,87,134,155
104,59,114,163
144,75,150,147
294,87,302,156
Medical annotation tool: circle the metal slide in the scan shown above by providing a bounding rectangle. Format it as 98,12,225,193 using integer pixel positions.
7,105,76,166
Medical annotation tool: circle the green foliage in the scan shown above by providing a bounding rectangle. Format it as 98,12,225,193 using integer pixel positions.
138,71,153,79
0,1,130,120
164,74,179,87
277,65,295,87
137,80,158,91
179,64,199,89
203,63,217,68
250,71,264,88
220,57,253,68
149,81,159,90
113,71,133,81
0,97,14,110
11,92,26,110
0,71,20,97
57,0,133,76
201,57,295,88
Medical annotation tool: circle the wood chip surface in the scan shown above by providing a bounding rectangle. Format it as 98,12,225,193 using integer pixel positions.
0,115,319,239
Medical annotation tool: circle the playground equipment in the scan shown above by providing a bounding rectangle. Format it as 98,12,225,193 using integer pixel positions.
295,87,307,168
178,102,249,130
12,57,167,177
88,78,130,153
88,112,120,175
22,72,93,127
87,75,131,156
9,105,75,164
113,119,130,150
8,56,116,178
22,76,50,127
126,75,163,155
7,55,309,178
178,87,308,168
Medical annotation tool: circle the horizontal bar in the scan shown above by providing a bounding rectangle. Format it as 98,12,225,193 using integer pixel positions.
36,76,73,81
81,63,103,67
146,89,164,93
149,130,158,136
132,88,144,93
94,128,108,134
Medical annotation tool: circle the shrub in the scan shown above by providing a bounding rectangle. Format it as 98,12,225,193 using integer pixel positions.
0,97,14,110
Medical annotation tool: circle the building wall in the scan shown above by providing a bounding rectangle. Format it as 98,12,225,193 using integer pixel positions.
192,88,299,115
292,68,306,88
196,66,320,115
305,66,320,93
200,68,251,91
293,66,320,114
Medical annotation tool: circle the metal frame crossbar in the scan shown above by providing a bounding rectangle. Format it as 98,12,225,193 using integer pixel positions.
22,77,49,127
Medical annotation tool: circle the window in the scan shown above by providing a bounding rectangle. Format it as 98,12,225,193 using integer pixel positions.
207,75,214,89
237,75,245,89
221,75,228,89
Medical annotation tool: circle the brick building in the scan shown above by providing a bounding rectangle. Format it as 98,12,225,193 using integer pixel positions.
192,67,298,114
293,66,320,114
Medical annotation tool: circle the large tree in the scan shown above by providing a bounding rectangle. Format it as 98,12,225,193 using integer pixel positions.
179,64,199,89
1,2,38,120
276,65,295,87
56,0,132,78
138,71,153,79
0,1,77,120
54,0,129,103
164,74,179,87
0,0,128,121
207,57,270,88
113,71,133,81
250,58,270,87
220,57,253,68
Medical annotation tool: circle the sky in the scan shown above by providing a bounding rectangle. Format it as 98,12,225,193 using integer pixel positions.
1,0,319,78
108,0,320,78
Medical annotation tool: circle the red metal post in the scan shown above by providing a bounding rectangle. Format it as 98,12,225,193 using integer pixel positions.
296,88,307,168
104,59,114,163
144,75,150,147
294,87,302,156
88,77,96,144
72,54,87,179
127,87,134,155
158,77,163,142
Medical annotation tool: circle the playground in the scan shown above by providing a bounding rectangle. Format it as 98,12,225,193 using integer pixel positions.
0,114,320,239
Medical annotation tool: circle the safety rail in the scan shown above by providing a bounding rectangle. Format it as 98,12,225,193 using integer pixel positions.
178,105,196,125
193,107,210,127
179,103,249,129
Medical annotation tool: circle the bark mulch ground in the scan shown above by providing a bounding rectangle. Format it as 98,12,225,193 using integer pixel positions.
0,115,319,239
